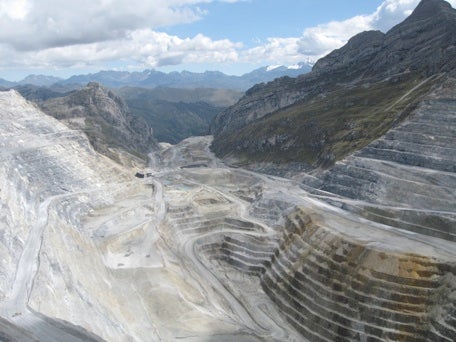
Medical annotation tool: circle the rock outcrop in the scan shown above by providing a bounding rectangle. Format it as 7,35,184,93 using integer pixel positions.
313,0,456,77
38,82,157,165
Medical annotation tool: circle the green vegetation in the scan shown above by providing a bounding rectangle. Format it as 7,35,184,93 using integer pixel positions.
118,87,242,144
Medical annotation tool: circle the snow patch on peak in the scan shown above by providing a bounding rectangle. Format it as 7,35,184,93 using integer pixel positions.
287,64,302,70
266,65,282,72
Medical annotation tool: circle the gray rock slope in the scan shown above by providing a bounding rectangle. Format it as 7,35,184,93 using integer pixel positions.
301,76,456,241
38,82,156,164
313,0,456,77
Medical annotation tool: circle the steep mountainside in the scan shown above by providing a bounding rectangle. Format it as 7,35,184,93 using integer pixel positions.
38,82,156,164
14,84,241,146
313,0,456,77
127,99,222,144
211,0,456,170
117,87,242,144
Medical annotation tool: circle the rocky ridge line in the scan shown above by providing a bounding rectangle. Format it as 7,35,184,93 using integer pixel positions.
38,82,156,165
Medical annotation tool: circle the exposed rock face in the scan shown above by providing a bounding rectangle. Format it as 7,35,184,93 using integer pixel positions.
211,72,440,170
0,90,132,340
210,0,456,168
210,75,310,137
38,82,157,164
299,76,456,242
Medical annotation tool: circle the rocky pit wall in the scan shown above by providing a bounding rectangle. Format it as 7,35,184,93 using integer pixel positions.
0,90,455,341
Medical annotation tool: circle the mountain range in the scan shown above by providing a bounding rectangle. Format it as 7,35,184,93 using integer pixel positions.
0,63,312,91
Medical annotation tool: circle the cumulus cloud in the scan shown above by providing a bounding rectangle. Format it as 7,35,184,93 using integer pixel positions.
244,0,456,66
0,0,245,74
0,0,31,20
0,0,454,74
0,0,193,50
243,37,302,66
370,0,419,31
0,30,240,70
296,15,372,58
0,0,246,51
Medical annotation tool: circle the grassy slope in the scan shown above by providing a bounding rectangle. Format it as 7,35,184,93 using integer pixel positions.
212,73,440,168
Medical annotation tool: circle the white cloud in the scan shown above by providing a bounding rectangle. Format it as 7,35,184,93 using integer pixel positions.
0,0,454,75
370,0,420,31
0,30,240,70
0,0,246,75
0,0,31,20
243,0,456,66
297,15,371,57
0,0,246,51
243,37,302,66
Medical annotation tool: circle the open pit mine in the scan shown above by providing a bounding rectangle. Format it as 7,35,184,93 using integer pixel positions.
0,82,455,341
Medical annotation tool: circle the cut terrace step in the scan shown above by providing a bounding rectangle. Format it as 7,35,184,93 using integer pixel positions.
302,96,456,241
257,208,456,341
197,234,277,276
194,204,455,340
358,147,455,172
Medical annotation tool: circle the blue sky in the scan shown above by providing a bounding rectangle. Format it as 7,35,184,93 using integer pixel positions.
166,0,384,44
0,0,454,81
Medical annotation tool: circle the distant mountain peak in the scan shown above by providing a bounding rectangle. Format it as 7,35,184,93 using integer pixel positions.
313,0,456,78
18,74,63,87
